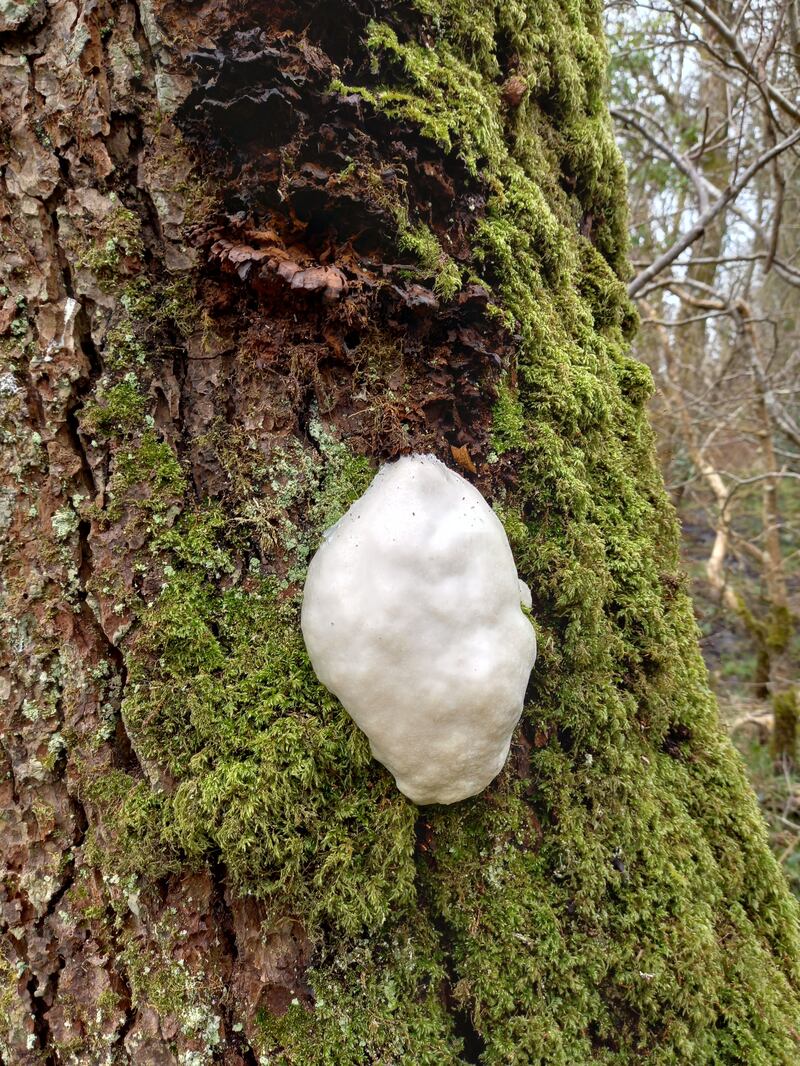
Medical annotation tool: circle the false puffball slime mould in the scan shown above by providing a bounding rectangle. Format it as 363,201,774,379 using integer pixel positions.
301,454,537,805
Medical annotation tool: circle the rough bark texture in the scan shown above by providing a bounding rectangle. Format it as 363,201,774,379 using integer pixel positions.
1,1,799,1063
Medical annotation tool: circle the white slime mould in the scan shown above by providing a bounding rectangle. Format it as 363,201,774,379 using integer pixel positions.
301,454,536,804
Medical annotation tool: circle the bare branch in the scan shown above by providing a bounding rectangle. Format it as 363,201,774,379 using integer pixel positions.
680,0,800,124
611,107,710,211
628,127,800,296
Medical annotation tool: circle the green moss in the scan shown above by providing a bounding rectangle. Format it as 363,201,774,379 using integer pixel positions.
77,278,188,535
101,317,149,374
212,414,375,585
121,911,223,1059
0,950,18,1039
767,604,793,653
772,689,798,767
81,374,147,438
255,925,457,1063
323,149,464,298
95,479,416,937
395,213,463,299
118,271,208,342
100,430,185,530
146,273,207,340
364,20,505,175
491,377,528,455
353,1,628,279
79,346,409,939
76,202,144,283
84,770,183,880
90,273,208,377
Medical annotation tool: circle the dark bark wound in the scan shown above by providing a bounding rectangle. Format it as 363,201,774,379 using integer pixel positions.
173,23,515,487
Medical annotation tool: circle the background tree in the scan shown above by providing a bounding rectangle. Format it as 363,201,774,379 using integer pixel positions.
607,0,800,881
2,1,800,1063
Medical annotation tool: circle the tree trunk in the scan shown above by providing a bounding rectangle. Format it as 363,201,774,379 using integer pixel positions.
746,317,799,766
2,2,800,1063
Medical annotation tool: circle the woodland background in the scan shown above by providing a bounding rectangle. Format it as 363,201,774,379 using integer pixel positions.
606,0,800,891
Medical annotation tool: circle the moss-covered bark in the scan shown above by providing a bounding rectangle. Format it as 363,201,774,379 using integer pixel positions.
2,0,799,1062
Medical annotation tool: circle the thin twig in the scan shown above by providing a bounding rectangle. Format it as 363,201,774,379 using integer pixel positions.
628,127,800,296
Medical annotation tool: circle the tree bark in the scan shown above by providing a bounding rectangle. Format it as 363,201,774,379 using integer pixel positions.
2,1,800,1064
739,306,799,766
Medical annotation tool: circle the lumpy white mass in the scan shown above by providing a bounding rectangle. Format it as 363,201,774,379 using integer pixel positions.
300,454,537,804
